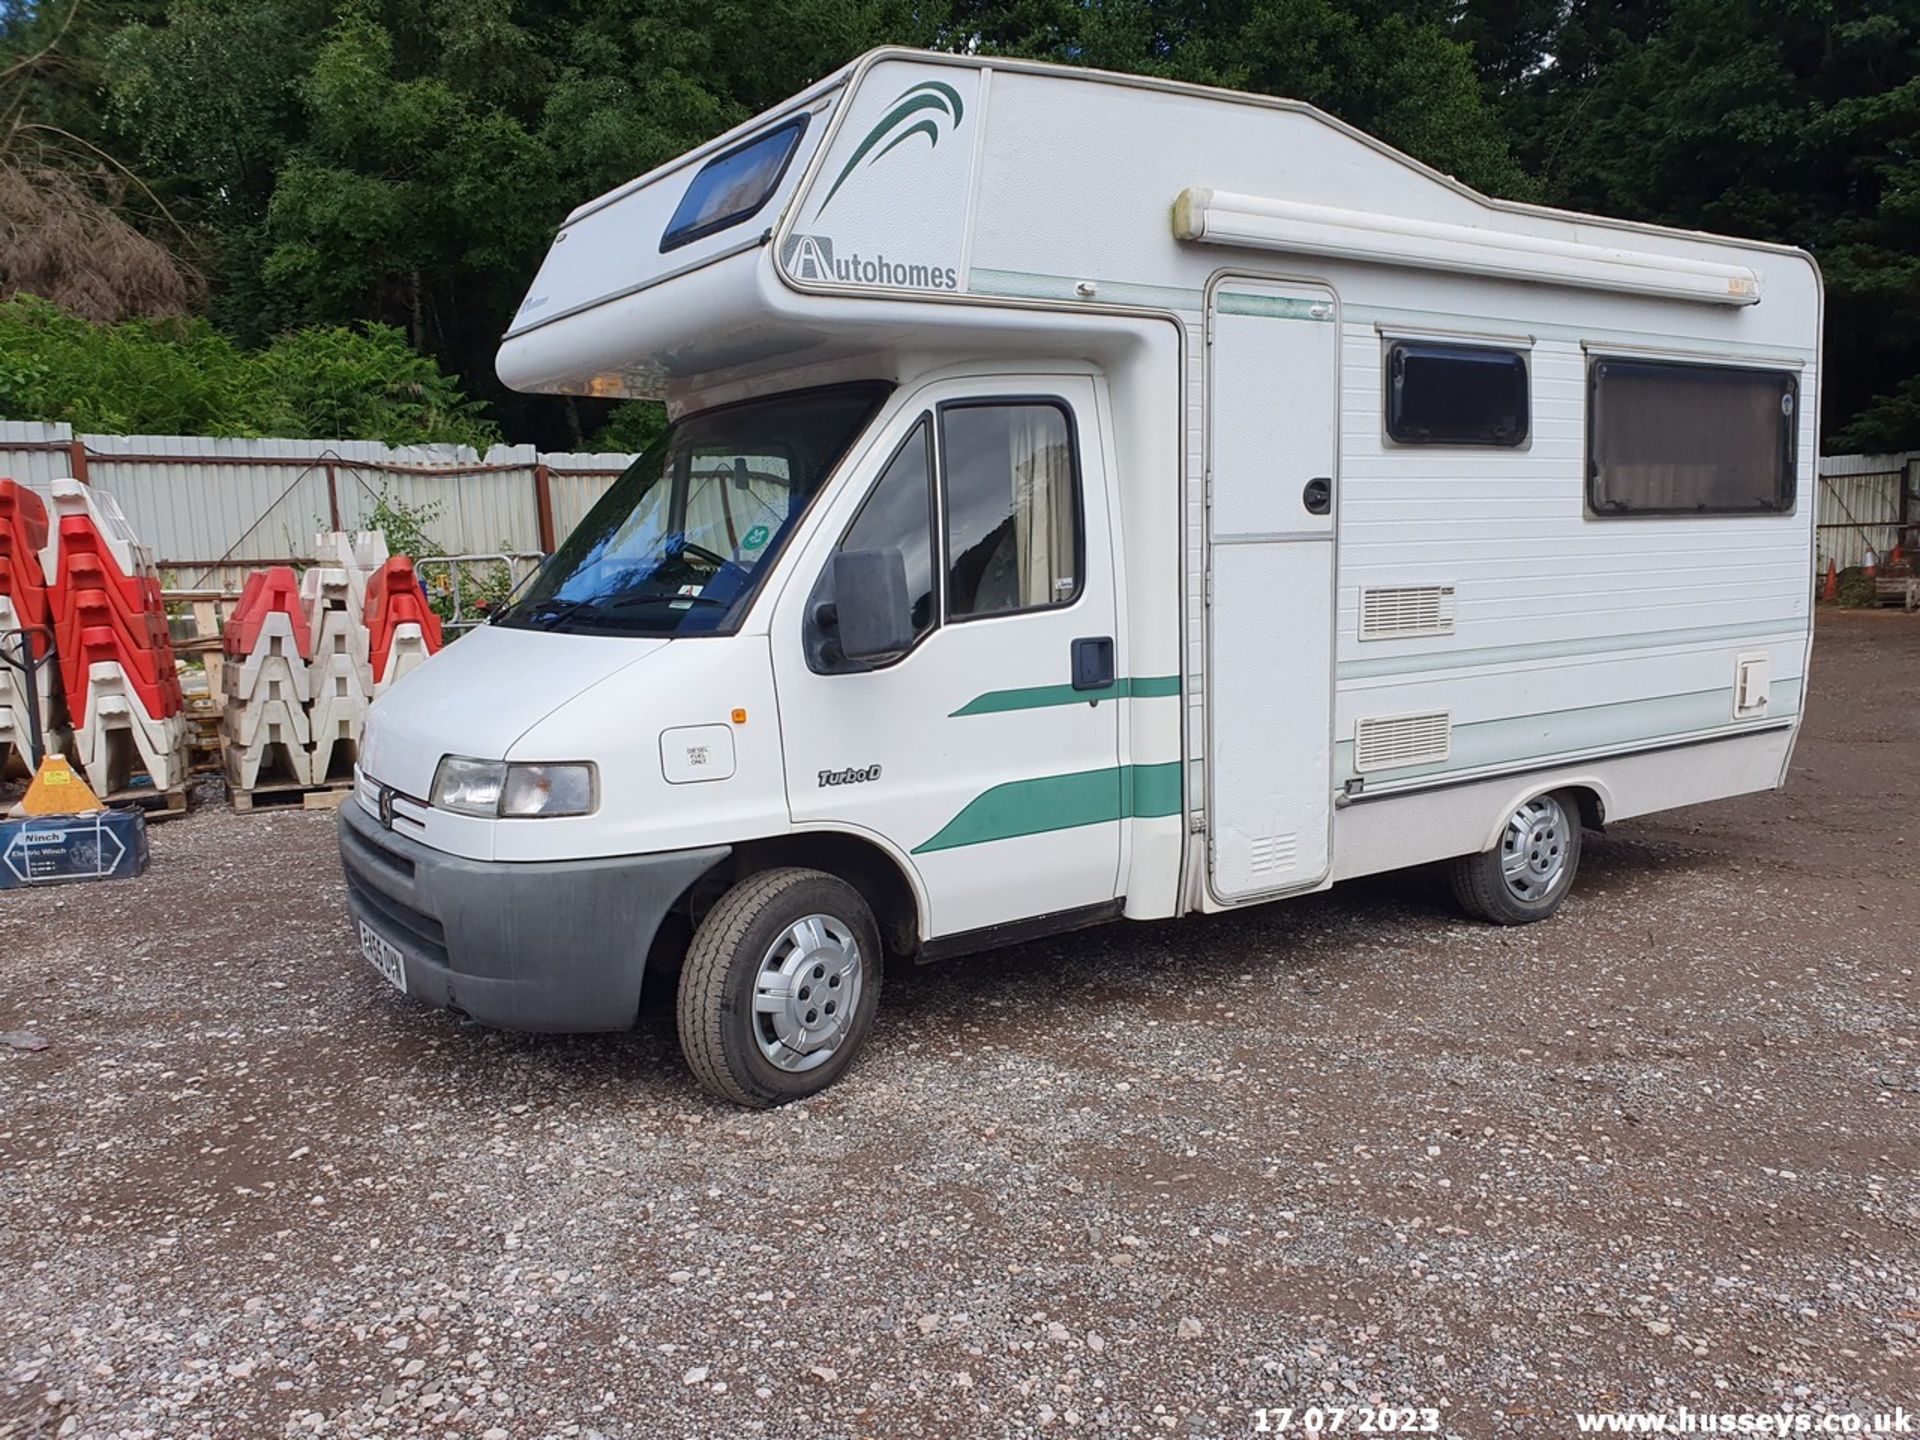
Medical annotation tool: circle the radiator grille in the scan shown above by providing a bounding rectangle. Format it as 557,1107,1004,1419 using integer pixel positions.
1359,585,1456,640
1354,711,1452,772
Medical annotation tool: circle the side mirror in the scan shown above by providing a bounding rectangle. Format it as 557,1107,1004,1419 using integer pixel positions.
828,548,915,664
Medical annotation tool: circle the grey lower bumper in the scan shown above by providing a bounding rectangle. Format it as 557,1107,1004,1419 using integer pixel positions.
338,800,729,1033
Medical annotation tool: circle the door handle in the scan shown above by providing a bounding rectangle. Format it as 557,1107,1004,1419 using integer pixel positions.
1303,477,1332,516
1071,636,1115,692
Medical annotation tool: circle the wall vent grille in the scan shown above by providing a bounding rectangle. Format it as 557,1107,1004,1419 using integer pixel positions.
1246,833,1299,876
1354,711,1452,772
1359,585,1456,640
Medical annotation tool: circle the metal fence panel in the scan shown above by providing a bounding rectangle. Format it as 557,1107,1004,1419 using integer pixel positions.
1816,452,1911,569
0,420,77,496
0,428,638,575
542,452,631,545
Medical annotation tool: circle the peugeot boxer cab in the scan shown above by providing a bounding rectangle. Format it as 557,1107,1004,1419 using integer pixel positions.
340,49,1820,1107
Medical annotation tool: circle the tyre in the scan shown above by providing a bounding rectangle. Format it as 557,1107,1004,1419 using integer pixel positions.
1448,790,1583,925
676,867,883,1108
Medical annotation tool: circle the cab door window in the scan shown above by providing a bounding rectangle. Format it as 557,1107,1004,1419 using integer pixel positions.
939,401,1082,619
808,415,936,671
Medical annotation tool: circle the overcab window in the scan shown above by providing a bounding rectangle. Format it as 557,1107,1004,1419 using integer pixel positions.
1588,358,1797,516
660,115,809,252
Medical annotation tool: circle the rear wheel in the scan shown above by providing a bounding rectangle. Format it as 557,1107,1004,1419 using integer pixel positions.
676,867,883,1108
1449,790,1583,925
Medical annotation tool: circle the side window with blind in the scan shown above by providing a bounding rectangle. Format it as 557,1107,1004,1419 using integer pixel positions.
940,401,1082,619
1588,358,1798,516
809,417,936,672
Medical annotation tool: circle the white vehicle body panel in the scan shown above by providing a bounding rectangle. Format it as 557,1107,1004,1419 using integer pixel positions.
349,48,1824,951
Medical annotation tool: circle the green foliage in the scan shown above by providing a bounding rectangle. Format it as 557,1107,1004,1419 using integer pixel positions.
0,294,496,445
86,0,1532,449
1833,567,1880,608
364,486,444,560
11,0,1920,449
1498,0,1920,449
590,401,670,455
252,323,496,446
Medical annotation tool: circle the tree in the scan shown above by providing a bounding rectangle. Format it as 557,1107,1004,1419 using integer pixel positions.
0,0,200,320
0,294,496,445
1504,0,1920,449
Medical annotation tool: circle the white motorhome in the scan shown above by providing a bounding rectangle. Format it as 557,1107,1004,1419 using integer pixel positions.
340,49,1821,1107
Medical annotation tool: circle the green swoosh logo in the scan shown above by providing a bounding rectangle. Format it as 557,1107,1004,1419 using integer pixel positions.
818,80,965,214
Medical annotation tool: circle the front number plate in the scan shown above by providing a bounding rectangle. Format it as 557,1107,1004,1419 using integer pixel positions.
359,921,407,993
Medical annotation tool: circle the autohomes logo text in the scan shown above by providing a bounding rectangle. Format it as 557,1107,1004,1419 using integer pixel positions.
782,233,958,292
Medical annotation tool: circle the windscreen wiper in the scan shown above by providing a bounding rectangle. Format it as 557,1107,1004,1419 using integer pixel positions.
509,596,606,628
597,590,730,610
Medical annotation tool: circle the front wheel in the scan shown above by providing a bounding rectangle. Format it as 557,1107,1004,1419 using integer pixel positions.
676,867,883,1108
1449,790,1583,925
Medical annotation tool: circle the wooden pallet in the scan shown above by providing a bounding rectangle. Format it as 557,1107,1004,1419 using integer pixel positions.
229,779,352,814
1873,575,1920,612
103,784,190,822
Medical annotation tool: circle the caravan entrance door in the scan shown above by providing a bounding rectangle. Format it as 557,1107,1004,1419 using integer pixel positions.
1204,276,1340,902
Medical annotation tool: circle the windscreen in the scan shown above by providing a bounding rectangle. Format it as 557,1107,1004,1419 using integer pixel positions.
497,384,890,638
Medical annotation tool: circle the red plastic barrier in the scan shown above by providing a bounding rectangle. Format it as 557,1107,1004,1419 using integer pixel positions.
45,500,180,720
0,480,52,656
363,556,442,682
0,479,50,556
224,565,311,659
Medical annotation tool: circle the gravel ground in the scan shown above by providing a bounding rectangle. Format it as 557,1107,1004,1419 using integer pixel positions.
1,609,1915,1439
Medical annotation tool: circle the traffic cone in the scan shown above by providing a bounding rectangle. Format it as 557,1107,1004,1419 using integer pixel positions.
1822,557,1838,601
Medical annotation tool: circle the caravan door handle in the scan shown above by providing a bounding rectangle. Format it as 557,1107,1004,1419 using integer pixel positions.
1302,477,1332,515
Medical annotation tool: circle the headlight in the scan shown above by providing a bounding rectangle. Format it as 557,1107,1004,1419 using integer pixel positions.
431,756,507,816
501,763,596,818
431,756,597,818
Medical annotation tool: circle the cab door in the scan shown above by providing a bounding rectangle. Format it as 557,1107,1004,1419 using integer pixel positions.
770,376,1123,940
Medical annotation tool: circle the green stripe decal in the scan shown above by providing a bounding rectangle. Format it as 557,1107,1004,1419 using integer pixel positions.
1122,760,1183,819
1215,293,1331,321
968,268,1206,313
913,762,1183,853
950,675,1180,717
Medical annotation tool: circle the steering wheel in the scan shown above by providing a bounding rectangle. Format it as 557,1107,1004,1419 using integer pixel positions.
677,538,733,571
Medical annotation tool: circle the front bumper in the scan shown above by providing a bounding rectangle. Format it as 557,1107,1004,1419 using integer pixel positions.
338,799,729,1032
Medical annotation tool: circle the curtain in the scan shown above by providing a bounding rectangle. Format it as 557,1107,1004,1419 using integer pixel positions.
1010,408,1076,606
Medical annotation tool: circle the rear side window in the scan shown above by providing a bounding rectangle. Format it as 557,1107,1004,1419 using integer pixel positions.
1588,358,1797,516
660,115,808,253
1386,342,1529,446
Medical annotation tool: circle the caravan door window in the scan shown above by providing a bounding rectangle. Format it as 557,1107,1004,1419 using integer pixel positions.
939,401,1083,619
